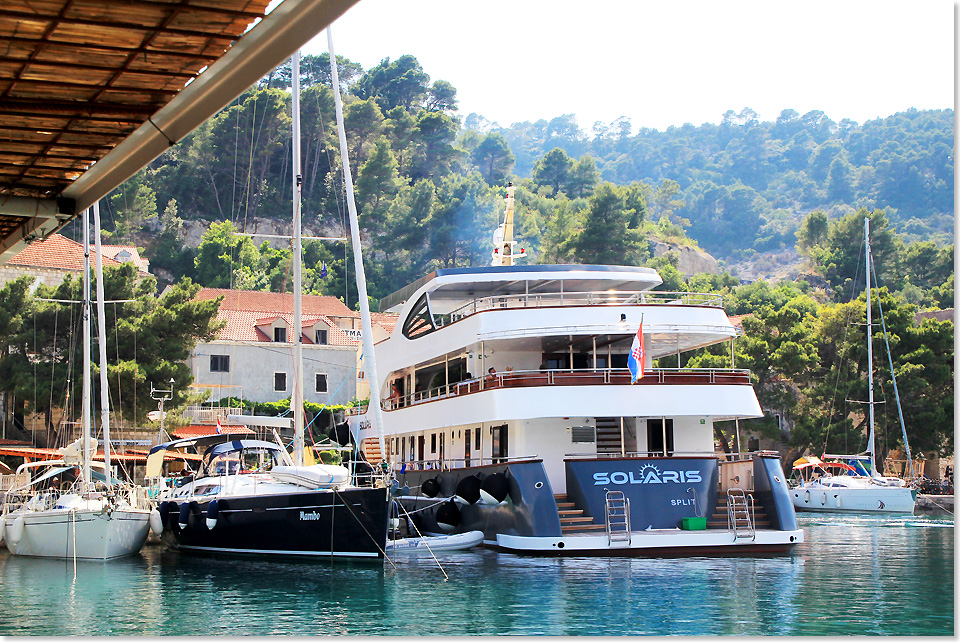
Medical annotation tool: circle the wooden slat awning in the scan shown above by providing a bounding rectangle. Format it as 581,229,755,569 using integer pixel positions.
0,0,273,201
0,0,359,266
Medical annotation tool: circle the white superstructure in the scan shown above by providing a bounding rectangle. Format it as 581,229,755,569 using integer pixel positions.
356,263,762,493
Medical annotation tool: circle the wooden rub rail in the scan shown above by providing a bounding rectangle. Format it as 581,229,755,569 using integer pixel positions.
385,368,752,410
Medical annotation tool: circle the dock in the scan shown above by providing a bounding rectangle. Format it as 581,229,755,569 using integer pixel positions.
916,494,954,514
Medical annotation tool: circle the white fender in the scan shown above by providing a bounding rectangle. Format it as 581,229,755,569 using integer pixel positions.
149,509,163,535
7,515,24,545
821,492,827,505
804,490,810,503
0,516,5,542
836,495,842,509
205,518,218,530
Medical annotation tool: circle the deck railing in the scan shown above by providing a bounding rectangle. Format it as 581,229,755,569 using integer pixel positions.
386,451,777,476
389,455,540,473
383,367,752,410
434,290,723,328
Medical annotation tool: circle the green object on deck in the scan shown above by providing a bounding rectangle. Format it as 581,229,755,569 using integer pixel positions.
681,517,707,530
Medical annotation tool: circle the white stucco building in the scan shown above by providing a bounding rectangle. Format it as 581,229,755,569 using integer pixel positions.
188,288,396,408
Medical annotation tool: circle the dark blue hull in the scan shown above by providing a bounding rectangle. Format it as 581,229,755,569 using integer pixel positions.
160,487,390,559
394,454,799,549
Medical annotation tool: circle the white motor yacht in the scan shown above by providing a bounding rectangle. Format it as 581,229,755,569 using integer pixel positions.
351,186,803,556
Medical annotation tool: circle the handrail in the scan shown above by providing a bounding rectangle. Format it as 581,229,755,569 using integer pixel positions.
389,455,538,473
383,367,753,411
434,290,724,328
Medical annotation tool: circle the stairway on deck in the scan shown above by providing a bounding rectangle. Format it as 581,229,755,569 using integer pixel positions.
707,494,771,529
595,417,622,455
555,494,606,533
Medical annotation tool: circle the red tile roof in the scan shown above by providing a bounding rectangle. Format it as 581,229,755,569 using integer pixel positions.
198,288,355,316
9,233,123,272
198,288,359,346
195,288,399,345
100,245,150,272
727,314,753,329
371,312,399,335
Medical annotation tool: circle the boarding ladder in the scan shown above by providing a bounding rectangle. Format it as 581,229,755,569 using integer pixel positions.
605,490,631,545
726,489,755,540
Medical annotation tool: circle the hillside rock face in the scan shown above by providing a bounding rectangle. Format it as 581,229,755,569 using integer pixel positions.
649,239,719,276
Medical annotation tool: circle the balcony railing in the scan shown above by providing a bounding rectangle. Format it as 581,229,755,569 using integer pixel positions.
434,290,724,328
383,367,752,410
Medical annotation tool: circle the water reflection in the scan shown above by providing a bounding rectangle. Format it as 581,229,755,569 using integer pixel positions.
0,516,950,636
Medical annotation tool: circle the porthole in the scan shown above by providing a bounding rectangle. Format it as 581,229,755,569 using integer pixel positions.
557,541,565,549
774,476,781,483
535,482,543,489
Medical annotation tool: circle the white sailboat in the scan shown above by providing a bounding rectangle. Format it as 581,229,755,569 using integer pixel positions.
1,203,152,560
791,218,917,515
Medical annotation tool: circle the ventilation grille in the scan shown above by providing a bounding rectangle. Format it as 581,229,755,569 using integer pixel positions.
571,426,596,443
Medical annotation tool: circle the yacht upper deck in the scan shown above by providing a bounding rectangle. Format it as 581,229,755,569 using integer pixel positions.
380,264,663,314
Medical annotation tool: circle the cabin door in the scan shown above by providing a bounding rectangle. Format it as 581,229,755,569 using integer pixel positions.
491,424,508,463
647,419,675,456
417,435,425,463
464,429,471,466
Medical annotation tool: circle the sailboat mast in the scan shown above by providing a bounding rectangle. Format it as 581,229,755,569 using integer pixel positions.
81,207,92,484
865,217,877,477
326,28,387,460
291,50,305,466
93,201,112,484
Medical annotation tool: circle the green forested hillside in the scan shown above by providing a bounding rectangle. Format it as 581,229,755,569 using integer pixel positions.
25,53,956,459
489,107,954,257
88,53,952,310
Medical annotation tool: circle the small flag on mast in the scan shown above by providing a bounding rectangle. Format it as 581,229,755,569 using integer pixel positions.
320,261,328,278
627,323,645,383
216,415,223,434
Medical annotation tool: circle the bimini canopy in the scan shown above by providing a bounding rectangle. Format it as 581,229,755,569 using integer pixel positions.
145,430,260,477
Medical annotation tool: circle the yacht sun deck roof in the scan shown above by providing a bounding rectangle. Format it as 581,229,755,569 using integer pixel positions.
380,264,663,313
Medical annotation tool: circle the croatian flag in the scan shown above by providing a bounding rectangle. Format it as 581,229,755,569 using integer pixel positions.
216,415,223,434
628,324,645,383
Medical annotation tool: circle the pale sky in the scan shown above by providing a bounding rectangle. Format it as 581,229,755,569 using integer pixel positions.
293,0,955,133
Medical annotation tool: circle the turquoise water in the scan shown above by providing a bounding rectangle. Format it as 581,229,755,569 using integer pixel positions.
0,514,952,636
